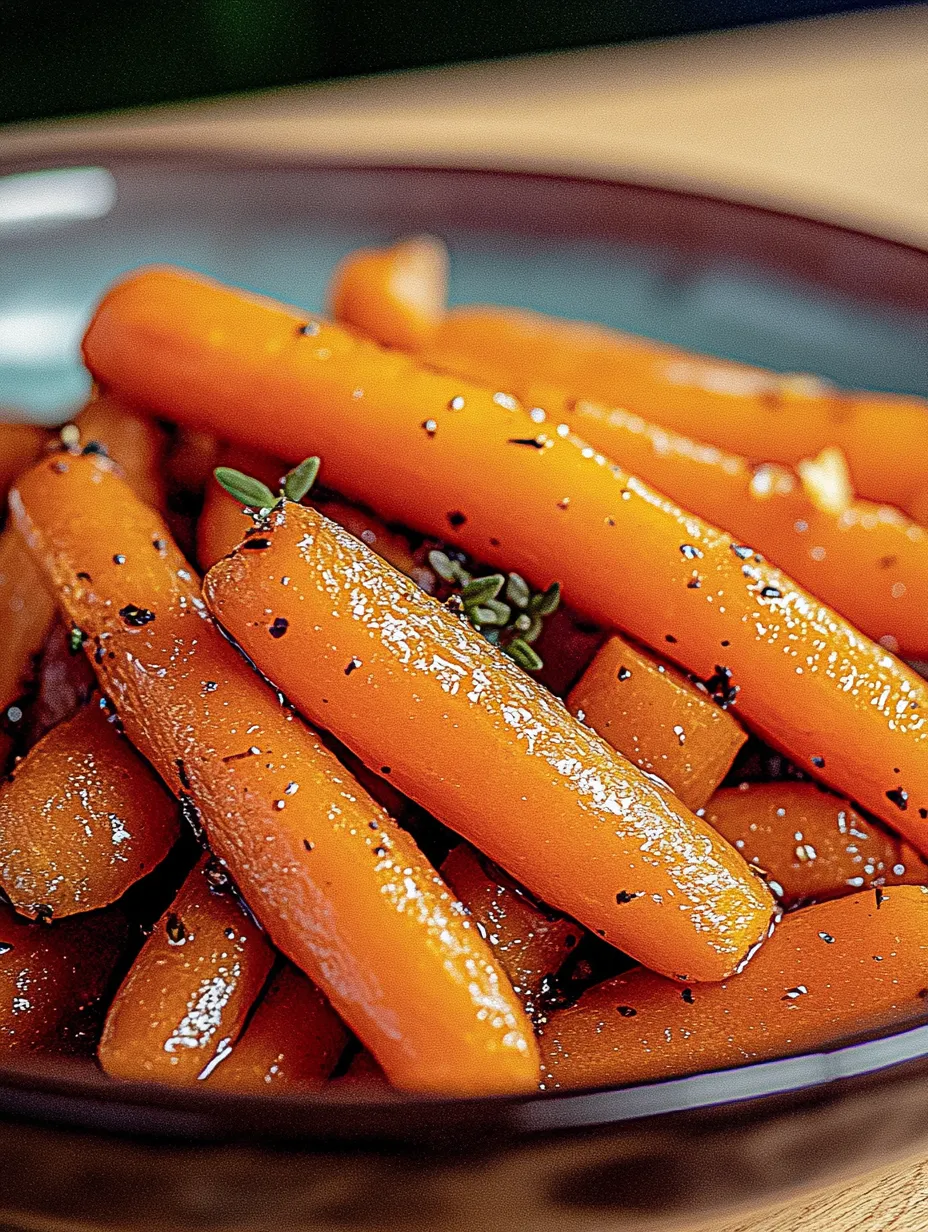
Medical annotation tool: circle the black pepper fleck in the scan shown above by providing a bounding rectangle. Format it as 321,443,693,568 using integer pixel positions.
269,617,289,638
447,512,467,528
381,766,391,774
615,890,640,904
811,755,825,768
166,914,186,944
681,988,695,1004
345,657,362,675
119,605,156,627
819,931,835,944
680,544,703,560
112,554,126,565
665,634,678,644
761,585,782,599
303,839,314,852
508,437,547,449
618,667,631,681
886,787,909,811
175,759,190,790
687,577,701,589
731,544,753,560
241,538,272,551
616,1005,637,1017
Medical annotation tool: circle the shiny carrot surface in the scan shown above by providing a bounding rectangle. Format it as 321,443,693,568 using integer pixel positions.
540,886,928,1089
0,422,48,499
329,236,447,354
705,782,927,907
0,701,179,920
205,499,773,982
1,903,129,1053
81,268,928,845
13,453,538,1094
207,962,348,1092
567,634,747,812
99,855,274,1085
74,393,167,509
441,843,579,1019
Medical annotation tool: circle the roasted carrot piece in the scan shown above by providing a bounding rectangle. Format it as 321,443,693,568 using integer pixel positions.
329,236,447,354
206,962,348,1092
541,885,928,1089
205,499,773,982
0,903,129,1053
567,634,747,812
81,268,928,846
0,701,179,920
441,843,579,1019
99,854,274,1085
704,782,927,907
0,526,56,725
0,422,48,499
73,392,168,510
13,454,537,1094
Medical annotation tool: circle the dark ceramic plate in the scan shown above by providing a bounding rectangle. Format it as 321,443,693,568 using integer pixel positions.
1,154,928,1232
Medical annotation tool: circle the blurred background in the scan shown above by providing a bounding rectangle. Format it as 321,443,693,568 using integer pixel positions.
0,0,916,125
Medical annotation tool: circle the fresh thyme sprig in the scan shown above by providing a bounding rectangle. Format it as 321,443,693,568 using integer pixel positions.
214,456,321,510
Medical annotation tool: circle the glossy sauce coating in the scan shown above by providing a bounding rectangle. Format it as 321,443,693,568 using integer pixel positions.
567,635,747,812
99,855,275,1084
705,782,928,907
441,843,579,1019
81,269,928,847
0,903,129,1053
0,701,179,919
0,422,49,499
205,500,773,982
12,453,538,1094
540,886,928,1089
207,962,349,1092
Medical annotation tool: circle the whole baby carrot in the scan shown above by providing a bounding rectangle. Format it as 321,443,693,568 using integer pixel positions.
206,962,349,1092
0,421,48,500
567,634,747,812
0,701,179,920
704,782,927,907
99,855,275,1085
539,886,928,1090
82,268,928,845
12,453,538,1094
329,236,447,354
204,498,773,982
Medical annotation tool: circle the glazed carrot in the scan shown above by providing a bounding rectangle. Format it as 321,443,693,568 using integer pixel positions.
99,854,274,1085
441,843,579,1019
541,886,928,1089
207,962,348,1092
73,392,167,509
13,454,537,1094
0,421,48,499
704,782,927,907
567,635,747,812
0,701,179,920
1,903,129,1053
0,525,56,723
22,618,97,746
166,427,221,498
205,499,773,981
329,236,447,353
82,268,928,845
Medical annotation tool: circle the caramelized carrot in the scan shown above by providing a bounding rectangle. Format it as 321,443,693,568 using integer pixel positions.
441,843,579,1018
329,236,447,354
567,635,747,812
0,422,48,499
81,268,928,846
13,453,538,1094
0,701,179,920
205,499,773,982
207,962,348,1092
705,782,927,907
99,855,274,1084
1,903,129,1053
22,618,97,746
540,886,928,1089
74,392,167,510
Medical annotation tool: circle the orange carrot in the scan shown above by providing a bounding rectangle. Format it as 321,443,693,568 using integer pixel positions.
540,886,928,1089
0,422,48,499
81,268,928,846
441,843,578,1019
206,962,348,1092
74,393,167,510
13,452,537,1094
1,903,129,1053
99,854,275,1084
0,701,179,920
704,782,927,907
329,236,447,354
567,634,747,812
205,499,773,982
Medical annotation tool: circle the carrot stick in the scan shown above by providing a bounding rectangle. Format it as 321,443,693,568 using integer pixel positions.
13,453,538,1094
206,962,349,1092
0,422,48,500
567,634,747,812
704,782,927,907
1,902,129,1053
73,392,168,510
99,854,275,1084
540,885,928,1090
0,701,179,920
329,236,447,354
81,268,928,846
441,843,579,1019
204,498,773,982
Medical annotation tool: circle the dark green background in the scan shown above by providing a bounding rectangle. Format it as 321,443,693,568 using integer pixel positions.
0,1,907,126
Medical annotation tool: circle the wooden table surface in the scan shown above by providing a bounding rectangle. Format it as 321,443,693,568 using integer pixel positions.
3,7,928,1229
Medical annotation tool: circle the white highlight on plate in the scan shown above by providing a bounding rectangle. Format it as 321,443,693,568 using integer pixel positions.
0,309,88,364
0,167,116,231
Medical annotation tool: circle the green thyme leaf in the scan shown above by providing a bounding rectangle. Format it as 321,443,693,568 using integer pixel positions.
531,581,561,617
469,604,506,627
68,627,85,654
283,456,320,502
514,613,531,633
461,574,505,605
428,549,458,582
214,467,276,509
522,614,544,644
480,598,511,624
507,638,543,671
505,572,531,609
